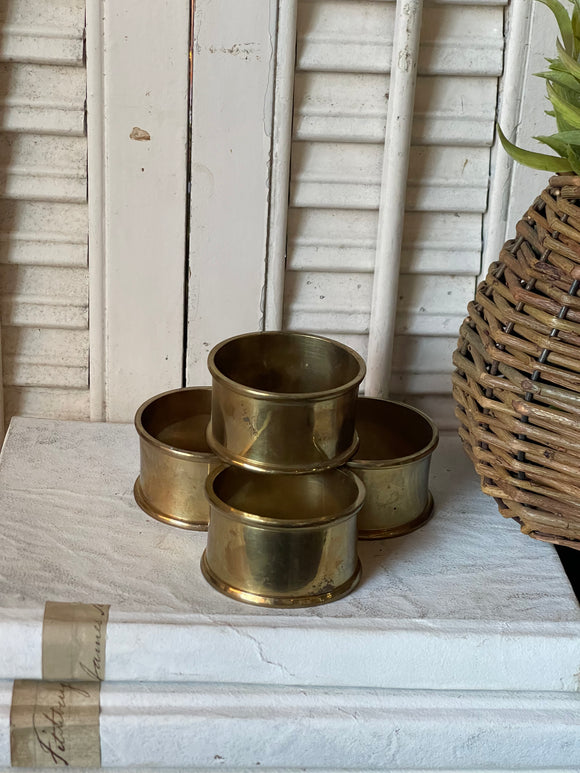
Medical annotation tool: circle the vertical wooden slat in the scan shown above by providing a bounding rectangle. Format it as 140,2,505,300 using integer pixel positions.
86,0,105,421
102,0,190,421
503,0,559,243
265,0,298,331
480,0,532,281
365,0,424,397
186,0,277,383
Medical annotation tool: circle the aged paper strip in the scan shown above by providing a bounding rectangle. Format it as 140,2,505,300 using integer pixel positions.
42,602,109,681
10,680,101,767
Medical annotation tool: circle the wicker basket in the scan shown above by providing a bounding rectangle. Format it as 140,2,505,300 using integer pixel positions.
453,174,580,550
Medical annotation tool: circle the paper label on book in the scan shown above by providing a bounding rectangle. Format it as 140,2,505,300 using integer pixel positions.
42,602,109,681
10,679,101,767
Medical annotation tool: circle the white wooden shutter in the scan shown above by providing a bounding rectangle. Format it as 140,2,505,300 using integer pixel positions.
0,0,88,426
281,0,505,429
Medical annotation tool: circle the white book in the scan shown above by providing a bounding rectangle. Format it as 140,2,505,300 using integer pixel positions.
0,418,578,692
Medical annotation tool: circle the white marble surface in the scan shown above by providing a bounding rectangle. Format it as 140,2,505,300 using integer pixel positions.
0,681,579,770
0,417,579,690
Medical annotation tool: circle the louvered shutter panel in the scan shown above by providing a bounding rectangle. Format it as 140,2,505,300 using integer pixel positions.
282,0,505,429
0,0,88,426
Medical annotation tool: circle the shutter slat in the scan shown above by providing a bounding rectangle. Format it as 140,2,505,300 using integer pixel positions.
4,359,87,388
0,237,86,267
297,2,504,76
283,309,465,337
0,0,85,32
0,29,84,66
0,64,86,131
284,273,474,337
285,272,474,314
0,265,87,300
2,327,88,365
294,73,497,146
0,201,87,239
0,170,85,203
0,134,86,167
1,298,87,329
4,386,90,421
290,142,490,212
288,210,481,274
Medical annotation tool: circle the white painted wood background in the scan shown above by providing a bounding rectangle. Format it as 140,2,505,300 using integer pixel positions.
0,0,562,427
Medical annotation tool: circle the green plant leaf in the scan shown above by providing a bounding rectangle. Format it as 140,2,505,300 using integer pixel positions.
556,39,580,80
567,143,580,173
535,133,570,155
545,58,572,77
535,69,580,93
497,124,572,171
537,0,575,53
542,128,580,143
572,0,580,49
547,80,580,126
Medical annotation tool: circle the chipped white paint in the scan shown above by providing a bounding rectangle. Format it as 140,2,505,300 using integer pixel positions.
0,4,83,72
101,0,190,421
3,359,87,389
0,0,550,437
186,0,278,382
0,199,88,430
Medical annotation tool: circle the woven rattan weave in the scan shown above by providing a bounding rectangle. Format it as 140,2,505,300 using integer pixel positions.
453,175,580,549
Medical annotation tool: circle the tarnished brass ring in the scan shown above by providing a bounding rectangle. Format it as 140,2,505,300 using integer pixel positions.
357,492,434,540
134,386,218,530
200,552,362,608
206,331,365,473
202,464,365,607
348,397,439,540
